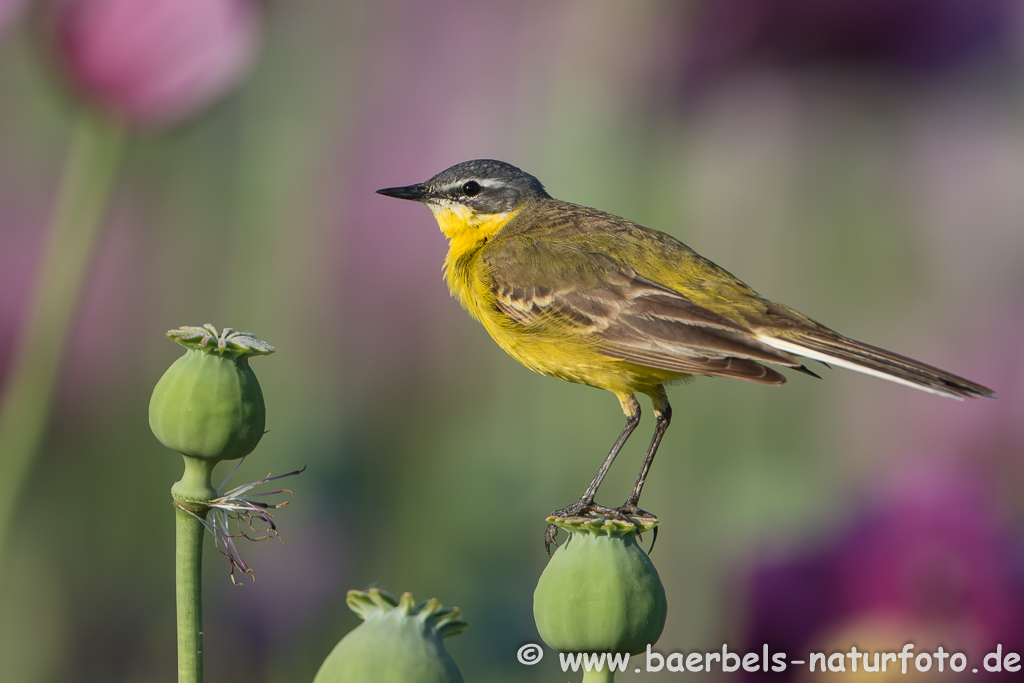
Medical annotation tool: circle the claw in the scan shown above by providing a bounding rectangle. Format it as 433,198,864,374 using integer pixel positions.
647,525,658,553
544,524,560,556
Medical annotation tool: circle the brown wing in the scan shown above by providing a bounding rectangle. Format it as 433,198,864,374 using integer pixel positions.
483,237,803,385
482,200,992,398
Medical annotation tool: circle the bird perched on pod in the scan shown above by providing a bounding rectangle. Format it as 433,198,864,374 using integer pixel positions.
377,160,994,531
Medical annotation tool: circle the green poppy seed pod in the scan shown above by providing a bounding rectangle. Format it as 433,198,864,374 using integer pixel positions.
150,325,273,463
314,589,468,683
534,517,667,657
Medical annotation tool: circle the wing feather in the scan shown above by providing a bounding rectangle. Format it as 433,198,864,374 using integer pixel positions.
476,200,991,398
484,236,800,384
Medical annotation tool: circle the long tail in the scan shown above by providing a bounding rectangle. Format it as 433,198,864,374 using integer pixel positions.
758,330,994,400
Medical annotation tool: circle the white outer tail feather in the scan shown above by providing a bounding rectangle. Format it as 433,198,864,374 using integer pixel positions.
758,337,966,401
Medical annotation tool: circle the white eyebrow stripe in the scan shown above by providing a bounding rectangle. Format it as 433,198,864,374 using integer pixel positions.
435,178,504,194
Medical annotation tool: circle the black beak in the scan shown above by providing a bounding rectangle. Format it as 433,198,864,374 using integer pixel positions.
376,183,429,202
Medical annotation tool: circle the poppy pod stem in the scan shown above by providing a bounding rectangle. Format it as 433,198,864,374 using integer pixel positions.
0,110,124,575
175,501,208,683
583,663,615,683
171,459,216,683
171,459,217,683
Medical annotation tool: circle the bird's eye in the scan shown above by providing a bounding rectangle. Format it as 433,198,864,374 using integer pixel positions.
462,180,481,197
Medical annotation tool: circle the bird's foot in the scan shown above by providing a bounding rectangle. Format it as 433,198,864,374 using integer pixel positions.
544,498,659,555
612,500,659,553
612,498,657,520
549,497,618,519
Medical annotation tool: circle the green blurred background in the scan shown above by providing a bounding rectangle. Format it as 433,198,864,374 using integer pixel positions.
1,1,1023,681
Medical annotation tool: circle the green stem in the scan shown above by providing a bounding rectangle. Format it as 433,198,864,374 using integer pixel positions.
172,457,219,502
0,111,125,566
172,457,218,683
582,663,615,683
175,501,208,683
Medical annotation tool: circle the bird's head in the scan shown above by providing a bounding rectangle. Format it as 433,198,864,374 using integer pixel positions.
376,159,549,241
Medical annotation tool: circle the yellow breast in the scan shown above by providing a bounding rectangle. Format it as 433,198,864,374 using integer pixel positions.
430,201,683,396
431,201,519,315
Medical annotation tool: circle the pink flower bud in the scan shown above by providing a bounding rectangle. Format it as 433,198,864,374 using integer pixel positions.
53,0,259,128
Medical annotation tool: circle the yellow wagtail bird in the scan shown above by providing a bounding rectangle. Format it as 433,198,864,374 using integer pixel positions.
377,159,994,528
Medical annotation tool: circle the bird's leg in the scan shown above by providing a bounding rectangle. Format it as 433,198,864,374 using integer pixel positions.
546,395,640,552
551,393,640,518
618,393,671,516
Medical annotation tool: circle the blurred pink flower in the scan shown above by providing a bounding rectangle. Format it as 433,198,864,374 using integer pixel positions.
0,0,24,37
52,0,259,128
741,460,1024,681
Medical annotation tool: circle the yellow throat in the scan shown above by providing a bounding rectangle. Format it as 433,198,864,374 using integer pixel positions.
428,200,520,255
428,200,524,319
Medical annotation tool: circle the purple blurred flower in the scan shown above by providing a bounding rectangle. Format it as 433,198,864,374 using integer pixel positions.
742,460,1024,680
680,0,1017,90
52,0,260,128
